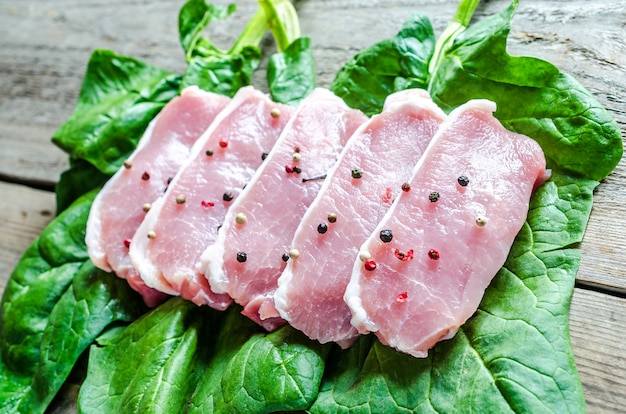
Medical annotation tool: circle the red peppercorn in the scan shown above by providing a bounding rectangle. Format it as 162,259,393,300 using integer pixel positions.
141,171,150,181
123,239,131,248
394,249,414,261
396,292,408,303
428,249,440,260
364,258,377,271
285,165,294,173
401,182,411,192
219,139,228,148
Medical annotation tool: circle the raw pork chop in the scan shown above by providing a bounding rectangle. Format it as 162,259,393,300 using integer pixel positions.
345,99,548,358
202,88,367,330
130,86,292,309
85,86,229,306
274,89,446,348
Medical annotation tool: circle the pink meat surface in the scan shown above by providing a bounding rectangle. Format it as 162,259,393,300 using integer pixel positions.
129,86,292,309
274,89,446,348
345,99,548,358
202,88,367,330
85,86,229,306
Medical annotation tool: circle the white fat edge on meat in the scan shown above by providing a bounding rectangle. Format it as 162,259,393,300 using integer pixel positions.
85,112,160,274
200,232,228,294
129,85,258,294
203,87,352,300
345,98,497,335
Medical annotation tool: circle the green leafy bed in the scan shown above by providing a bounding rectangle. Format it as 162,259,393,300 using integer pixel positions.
0,0,622,412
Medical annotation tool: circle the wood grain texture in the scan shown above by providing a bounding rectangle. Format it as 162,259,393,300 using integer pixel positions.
0,182,56,294
0,0,624,412
570,289,626,413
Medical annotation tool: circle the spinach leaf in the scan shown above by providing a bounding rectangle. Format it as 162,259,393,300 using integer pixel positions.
267,37,316,105
330,14,436,116
429,0,623,180
179,0,304,96
17,262,146,413
51,50,181,175
188,307,328,413
1,192,95,373
179,1,238,60
55,158,109,214
181,46,262,97
0,259,79,413
78,301,327,414
526,172,597,252
0,191,145,413
179,1,263,95
78,298,215,414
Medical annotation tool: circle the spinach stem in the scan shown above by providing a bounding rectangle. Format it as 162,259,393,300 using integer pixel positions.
428,0,481,76
229,8,268,55
258,0,301,52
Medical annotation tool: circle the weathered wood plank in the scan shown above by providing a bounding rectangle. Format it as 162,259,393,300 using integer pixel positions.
570,288,626,413
577,162,626,293
0,182,56,294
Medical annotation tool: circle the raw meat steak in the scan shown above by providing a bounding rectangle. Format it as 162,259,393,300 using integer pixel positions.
85,86,229,306
202,88,367,330
129,86,292,309
345,99,548,358
274,89,446,348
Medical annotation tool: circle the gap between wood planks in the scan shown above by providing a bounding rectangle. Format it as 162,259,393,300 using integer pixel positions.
575,280,626,300
0,172,56,192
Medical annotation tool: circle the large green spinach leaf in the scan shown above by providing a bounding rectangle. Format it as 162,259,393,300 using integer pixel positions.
0,191,146,414
267,36,316,105
55,158,110,214
188,308,328,413
330,14,436,117
178,1,262,95
79,303,327,413
51,51,181,176
78,298,215,414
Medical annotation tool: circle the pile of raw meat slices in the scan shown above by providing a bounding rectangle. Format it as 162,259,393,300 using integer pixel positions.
86,85,547,358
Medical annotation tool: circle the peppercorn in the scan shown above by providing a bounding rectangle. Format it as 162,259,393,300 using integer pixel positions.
236,251,247,263
457,175,469,186
379,229,393,243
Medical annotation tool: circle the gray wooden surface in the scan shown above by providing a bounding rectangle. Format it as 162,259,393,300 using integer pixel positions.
1,1,625,412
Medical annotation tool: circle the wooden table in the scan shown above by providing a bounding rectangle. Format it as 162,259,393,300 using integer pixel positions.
1,1,624,412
